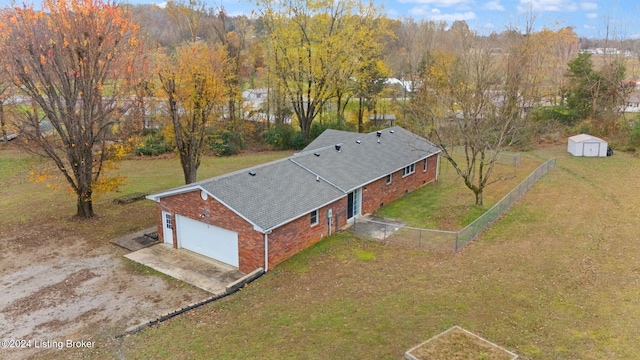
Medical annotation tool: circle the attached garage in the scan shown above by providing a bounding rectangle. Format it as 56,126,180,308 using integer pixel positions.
568,134,608,157
175,215,239,267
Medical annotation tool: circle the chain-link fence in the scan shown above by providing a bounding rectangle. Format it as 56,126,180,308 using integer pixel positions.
350,158,556,252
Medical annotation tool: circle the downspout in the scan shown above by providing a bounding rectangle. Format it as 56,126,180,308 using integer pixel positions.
264,230,272,272
435,154,441,182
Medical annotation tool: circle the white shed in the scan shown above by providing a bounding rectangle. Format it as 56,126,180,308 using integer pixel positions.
567,134,608,157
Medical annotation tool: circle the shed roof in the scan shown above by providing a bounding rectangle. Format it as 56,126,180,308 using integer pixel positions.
569,134,607,143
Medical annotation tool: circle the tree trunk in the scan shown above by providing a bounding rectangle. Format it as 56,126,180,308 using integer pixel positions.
357,97,365,133
0,102,7,146
76,190,94,218
475,189,483,206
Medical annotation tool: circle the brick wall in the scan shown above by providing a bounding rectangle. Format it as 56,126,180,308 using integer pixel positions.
361,154,438,214
156,190,264,273
267,197,348,269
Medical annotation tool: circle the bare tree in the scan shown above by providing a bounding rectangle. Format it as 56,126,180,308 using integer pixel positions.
410,29,526,206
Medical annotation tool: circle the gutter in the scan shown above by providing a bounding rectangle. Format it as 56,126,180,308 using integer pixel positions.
264,230,271,272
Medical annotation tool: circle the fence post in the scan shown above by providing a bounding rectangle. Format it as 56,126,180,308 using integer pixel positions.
455,232,459,252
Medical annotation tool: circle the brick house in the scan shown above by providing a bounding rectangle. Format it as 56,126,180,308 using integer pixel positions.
147,127,441,273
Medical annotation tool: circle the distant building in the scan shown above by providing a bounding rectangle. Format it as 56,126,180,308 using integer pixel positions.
369,114,396,127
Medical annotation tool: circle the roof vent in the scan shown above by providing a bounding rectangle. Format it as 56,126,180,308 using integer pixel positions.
390,130,395,134
356,140,361,144
314,153,320,157
376,131,382,137
335,143,342,152
248,171,256,176
377,139,380,144
316,175,320,182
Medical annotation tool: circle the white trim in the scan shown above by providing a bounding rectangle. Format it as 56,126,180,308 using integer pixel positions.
148,185,266,233
310,209,319,226
402,163,416,177
264,230,271,272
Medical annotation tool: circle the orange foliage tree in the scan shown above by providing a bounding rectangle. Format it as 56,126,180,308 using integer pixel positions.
0,0,142,218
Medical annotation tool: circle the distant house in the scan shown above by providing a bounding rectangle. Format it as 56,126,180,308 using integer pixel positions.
147,126,441,273
242,88,269,111
369,114,396,127
621,92,640,113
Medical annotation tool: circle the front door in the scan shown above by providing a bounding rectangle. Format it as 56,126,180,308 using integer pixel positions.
347,188,362,220
162,211,174,245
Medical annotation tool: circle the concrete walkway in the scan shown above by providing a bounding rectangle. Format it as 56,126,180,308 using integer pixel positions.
125,243,245,295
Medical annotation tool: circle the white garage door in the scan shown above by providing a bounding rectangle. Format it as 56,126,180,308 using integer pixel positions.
175,215,239,267
583,142,600,157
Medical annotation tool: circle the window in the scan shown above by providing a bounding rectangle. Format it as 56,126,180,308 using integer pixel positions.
165,213,172,229
386,174,393,184
423,158,428,172
402,163,415,177
310,210,318,226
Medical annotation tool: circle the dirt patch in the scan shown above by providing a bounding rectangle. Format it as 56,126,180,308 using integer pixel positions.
0,224,209,360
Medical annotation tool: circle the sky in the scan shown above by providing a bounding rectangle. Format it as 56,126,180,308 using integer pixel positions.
2,0,639,39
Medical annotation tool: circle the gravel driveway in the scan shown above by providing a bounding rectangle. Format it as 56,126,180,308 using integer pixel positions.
0,224,208,360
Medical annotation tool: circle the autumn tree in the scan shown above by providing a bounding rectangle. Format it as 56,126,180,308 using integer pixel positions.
166,0,205,43
0,70,12,145
565,52,631,131
157,42,227,184
0,0,141,218
257,0,384,140
410,30,525,206
206,9,251,144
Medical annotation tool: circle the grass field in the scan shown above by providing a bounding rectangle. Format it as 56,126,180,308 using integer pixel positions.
0,146,292,242
377,154,543,230
6,144,639,359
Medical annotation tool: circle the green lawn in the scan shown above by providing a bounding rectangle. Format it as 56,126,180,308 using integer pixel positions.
377,154,544,230
0,146,292,241
13,145,640,359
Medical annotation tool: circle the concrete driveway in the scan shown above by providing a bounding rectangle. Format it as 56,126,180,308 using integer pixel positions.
125,244,245,295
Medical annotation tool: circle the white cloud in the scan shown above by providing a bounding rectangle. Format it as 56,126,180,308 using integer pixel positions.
517,0,578,13
410,7,477,21
399,0,472,6
484,22,495,29
583,24,596,29
483,0,505,11
585,13,597,19
580,2,598,11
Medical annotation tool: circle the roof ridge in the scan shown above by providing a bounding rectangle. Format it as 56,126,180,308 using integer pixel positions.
288,158,347,193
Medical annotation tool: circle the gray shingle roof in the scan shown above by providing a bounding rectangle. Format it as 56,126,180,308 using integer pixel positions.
149,126,440,232
302,129,362,152
292,126,440,192
199,159,344,231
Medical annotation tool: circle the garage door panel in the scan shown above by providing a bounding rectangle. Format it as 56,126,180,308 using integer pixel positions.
176,215,239,267
583,142,599,157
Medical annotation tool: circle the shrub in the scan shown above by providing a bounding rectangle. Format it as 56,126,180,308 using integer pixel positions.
209,129,243,156
135,130,174,156
309,117,355,139
629,120,640,150
263,124,307,150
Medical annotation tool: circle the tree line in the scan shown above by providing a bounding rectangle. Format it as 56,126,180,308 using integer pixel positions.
0,0,637,216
